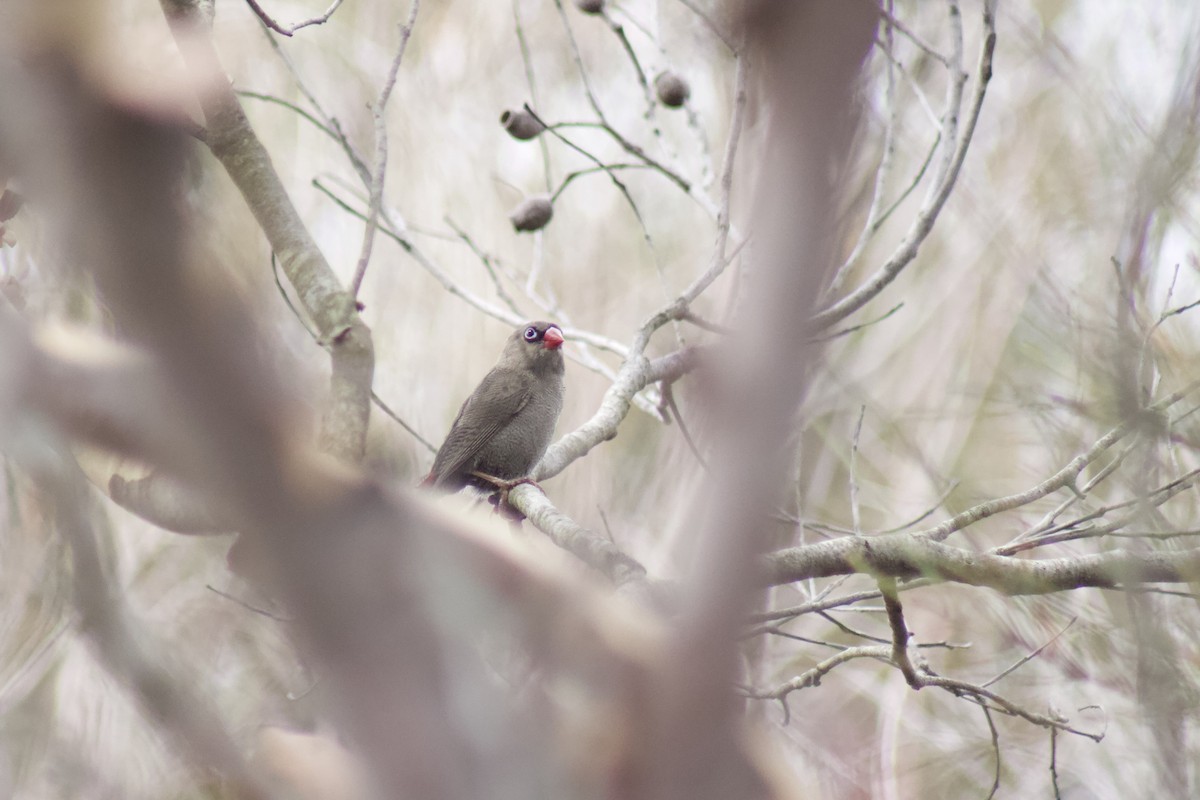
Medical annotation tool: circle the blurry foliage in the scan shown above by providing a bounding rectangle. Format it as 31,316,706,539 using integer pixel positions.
2,0,1200,798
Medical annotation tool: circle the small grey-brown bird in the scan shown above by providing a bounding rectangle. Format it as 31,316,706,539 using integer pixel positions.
421,320,565,493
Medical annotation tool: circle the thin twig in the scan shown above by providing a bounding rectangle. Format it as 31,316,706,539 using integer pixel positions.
1050,728,1062,799
550,163,653,203
982,617,1076,688
350,0,419,299
817,610,964,649
812,302,904,342
874,131,941,230
372,390,437,454
877,479,959,533
879,577,918,686
918,378,1200,543
826,4,901,297
237,88,338,139
511,0,553,192
600,9,653,112
680,309,732,334
243,0,346,36
318,179,633,355
663,380,708,469
549,121,695,196
981,702,1002,800
923,674,1103,741
674,0,736,52
206,584,290,621
849,405,867,535
444,217,523,316
876,3,950,65
1011,441,1137,545
255,19,371,182
811,3,995,331
996,466,1200,555
746,581,933,628
740,645,892,700
709,55,748,302
271,251,436,454
525,105,655,237
552,0,607,121
763,629,854,652
1137,294,1200,401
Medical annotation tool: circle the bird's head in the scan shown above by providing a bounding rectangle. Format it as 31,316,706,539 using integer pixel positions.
504,320,565,375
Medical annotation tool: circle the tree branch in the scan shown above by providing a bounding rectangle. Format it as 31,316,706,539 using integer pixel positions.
242,0,345,36
810,2,995,331
766,533,1200,593
159,0,373,464
349,0,419,299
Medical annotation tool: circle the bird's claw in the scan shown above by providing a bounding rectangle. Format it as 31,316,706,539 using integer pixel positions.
470,472,541,523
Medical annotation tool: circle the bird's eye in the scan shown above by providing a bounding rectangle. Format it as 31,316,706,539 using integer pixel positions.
524,326,539,341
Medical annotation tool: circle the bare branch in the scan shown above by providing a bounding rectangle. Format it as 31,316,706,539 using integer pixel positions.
674,0,737,52
849,405,867,534
982,702,1002,800
811,2,995,331
159,0,374,463
511,0,553,191
371,390,438,454
349,0,420,299
746,584,909,627
313,177,633,357
918,378,1200,544
741,645,892,700
535,346,702,479
876,3,949,65
766,533,1200,594
243,0,345,36
826,8,901,297
982,617,1077,689
879,577,918,686
506,482,668,609
920,673,1103,742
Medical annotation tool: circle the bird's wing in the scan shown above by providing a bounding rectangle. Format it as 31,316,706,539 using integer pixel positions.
429,367,532,485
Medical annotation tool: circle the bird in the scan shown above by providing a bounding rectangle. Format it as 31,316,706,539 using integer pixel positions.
421,321,565,497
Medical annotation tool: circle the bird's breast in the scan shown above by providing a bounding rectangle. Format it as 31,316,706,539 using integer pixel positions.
474,377,563,479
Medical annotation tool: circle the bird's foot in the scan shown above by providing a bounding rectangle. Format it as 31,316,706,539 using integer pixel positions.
469,472,541,523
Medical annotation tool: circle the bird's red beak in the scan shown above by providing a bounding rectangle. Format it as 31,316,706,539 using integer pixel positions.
543,326,565,350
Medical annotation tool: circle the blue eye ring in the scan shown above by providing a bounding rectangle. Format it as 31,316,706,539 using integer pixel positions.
524,326,539,341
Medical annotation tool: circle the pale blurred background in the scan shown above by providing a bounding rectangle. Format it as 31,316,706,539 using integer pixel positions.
2,0,1200,797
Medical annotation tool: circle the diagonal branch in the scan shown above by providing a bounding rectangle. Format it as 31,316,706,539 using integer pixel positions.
810,2,995,331
159,0,373,463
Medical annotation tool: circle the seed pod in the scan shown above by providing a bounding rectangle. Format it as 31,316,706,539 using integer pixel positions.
509,195,553,232
574,0,604,14
655,70,691,108
500,108,545,141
